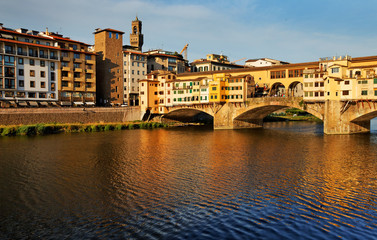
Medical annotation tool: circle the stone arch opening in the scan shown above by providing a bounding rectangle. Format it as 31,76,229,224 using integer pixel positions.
163,108,214,125
269,82,286,97
288,81,303,97
232,102,323,129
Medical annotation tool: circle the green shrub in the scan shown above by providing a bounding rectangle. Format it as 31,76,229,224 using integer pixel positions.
1,127,17,136
17,125,36,136
128,123,134,129
104,124,115,131
115,124,123,130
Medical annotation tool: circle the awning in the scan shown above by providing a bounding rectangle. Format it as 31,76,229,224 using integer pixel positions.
29,101,38,107
8,101,16,105
17,101,28,107
39,101,48,106
60,102,72,106
50,102,59,106
85,102,95,106
74,102,84,106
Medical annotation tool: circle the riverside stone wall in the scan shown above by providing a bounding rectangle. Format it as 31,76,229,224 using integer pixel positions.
0,107,141,125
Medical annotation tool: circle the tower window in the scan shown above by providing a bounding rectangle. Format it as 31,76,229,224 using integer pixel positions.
133,26,137,34
109,32,112,38
116,33,119,39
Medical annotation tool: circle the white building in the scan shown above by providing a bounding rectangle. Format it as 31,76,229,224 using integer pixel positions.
0,25,59,107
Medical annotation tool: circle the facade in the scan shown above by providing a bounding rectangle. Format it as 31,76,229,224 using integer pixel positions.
191,54,244,72
245,58,289,68
94,28,125,106
139,70,251,116
146,50,187,74
123,50,147,105
47,32,96,106
303,55,377,102
0,24,95,107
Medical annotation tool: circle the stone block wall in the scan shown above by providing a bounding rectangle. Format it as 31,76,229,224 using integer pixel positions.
0,107,141,126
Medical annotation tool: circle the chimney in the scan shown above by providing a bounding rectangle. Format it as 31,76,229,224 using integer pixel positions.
0,23,3,29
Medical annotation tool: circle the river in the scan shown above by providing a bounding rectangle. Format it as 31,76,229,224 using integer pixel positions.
1,120,377,239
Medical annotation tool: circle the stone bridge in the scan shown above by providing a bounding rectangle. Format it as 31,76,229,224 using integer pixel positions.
163,97,377,134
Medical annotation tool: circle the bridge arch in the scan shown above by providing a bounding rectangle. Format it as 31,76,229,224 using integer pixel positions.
219,98,324,129
288,81,303,97
269,82,286,97
162,107,214,124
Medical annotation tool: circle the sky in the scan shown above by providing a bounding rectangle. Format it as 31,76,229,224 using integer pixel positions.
2,0,377,64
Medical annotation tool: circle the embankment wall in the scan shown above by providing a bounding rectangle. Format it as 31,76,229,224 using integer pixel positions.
0,107,141,125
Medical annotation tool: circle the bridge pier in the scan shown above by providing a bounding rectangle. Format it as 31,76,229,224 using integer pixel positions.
323,100,370,134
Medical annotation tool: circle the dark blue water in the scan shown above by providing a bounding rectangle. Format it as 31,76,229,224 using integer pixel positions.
1,120,377,239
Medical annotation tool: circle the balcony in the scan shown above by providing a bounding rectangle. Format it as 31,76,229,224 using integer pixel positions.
74,68,83,73
74,86,85,91
85,78,95,83
62,66,71,71
17,51,27,56
29,52,38,57
61,85,73,91
62,76,73,81
85,59,95,65
5,49,16,55
85,69,94,74
74,77,85,82
61,56,70,62
86,86,96,92
74,58,84,63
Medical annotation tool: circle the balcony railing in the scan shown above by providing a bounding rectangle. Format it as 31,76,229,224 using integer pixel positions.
17,51,27,56
5,49,16,54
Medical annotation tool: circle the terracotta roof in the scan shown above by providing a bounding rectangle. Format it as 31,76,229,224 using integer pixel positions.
50,35,90,46
0,28,53,41
178,61,319,77
0,38,61,50
94,28,125,34
123,50,147,55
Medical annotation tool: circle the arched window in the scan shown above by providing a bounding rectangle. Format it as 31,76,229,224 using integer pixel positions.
133,26,137,34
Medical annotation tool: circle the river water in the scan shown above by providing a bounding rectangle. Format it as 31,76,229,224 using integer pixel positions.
1,121,377,239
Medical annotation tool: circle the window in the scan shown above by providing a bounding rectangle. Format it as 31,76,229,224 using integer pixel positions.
30,59,34,66
41,82,46,88
19,80,24,87
18,58,23,65
331,68,339,73
74,82,81,88
41,71,45,78
361,90,368,96
40,60,45,67
74,63,81,69
39,93,46,98
30,70,35,77
4,56,15,66
116,33,119,39
4,79,15,89
74,53,80,59
85,55,92,60
345,80,350,85
62,81,68,87
30,81,35,87
109,32,112,38
28,92,36,98
343,90,349,96
19,69,24,76
5,67,14,77
74,72,80,78
51,62,55,70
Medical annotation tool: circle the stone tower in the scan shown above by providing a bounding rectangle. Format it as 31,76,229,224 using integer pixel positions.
94,28,125,105
130,16,144,51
